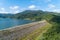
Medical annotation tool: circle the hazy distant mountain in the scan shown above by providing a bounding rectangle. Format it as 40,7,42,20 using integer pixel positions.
17,10,44,14
0,13,14,18
0,10,60,18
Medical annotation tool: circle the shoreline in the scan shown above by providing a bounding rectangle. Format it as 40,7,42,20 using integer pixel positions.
0,20,46,40
0,21,42,31
0,20,46,31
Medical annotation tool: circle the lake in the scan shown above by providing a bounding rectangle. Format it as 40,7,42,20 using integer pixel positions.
0,18,32,30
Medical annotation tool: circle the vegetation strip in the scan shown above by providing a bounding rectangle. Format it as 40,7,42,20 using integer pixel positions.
20,21,52,40
35,23,52,40
0,20,46,40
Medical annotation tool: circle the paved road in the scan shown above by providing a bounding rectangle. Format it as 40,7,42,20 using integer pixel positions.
0,20,47,40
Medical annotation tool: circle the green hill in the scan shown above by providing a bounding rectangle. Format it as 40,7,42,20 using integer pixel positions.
12,10,56,21
10,10,59,40
0,10,60,40
16,10,60,40
38,15,60,40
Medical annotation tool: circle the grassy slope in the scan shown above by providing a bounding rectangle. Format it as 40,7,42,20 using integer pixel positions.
20,14,60,40
37,23,60,40
35,15,60,40
14,12,60,40
20,21,52,40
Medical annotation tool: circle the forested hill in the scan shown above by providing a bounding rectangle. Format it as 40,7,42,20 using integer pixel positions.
11,10,60,40
0,10,60,40
10,10,60,21
0,14,14,18
0,10,60,22
16,10,60,40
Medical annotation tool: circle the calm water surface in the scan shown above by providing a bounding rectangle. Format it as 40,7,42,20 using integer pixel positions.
0,18,32,30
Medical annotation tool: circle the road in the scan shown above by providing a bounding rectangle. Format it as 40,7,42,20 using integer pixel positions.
0,20,47,40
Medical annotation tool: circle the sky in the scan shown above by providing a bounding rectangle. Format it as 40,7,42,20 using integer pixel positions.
0,0,60,14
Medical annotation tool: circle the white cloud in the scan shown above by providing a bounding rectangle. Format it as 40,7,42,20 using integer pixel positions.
48,4,55,9
10,6,19,10
1,8,5,11
28,5,36,9
44,4,57,12
0,8,9,13
45,6,60,13
9,6,20,13
45,4,56,11
0,6,20,14
53,9,57,12
52,9,60,12
13,10,20,14
0,11,9,13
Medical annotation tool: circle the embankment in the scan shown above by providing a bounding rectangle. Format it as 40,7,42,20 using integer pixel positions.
0,20,47,40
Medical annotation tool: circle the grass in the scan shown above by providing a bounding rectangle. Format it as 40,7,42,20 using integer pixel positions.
35,23,52,40
38,23,60,40
20,21,52,40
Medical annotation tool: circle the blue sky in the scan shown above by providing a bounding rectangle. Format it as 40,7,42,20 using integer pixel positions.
0,0,60,14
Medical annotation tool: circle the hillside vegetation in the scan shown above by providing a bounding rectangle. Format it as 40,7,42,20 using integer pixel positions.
0,10,60,40
11,10,58,20
20,21,52,40
38,15,60,40
16,10,60,40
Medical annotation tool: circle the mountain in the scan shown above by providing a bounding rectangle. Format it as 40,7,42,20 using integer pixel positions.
15,10,60,40
0,13,14,18
0,10,58,21
0,10,60,40
12,10,58,20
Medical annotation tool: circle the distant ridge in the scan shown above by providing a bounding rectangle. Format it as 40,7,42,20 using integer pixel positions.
0,10,60,18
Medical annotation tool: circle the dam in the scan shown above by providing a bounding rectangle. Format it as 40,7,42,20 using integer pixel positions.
0,20,47,40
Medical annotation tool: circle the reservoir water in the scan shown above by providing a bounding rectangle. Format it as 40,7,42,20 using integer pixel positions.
0,18,32,30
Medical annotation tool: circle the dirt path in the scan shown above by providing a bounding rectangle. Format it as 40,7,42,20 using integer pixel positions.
0,20,47,40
